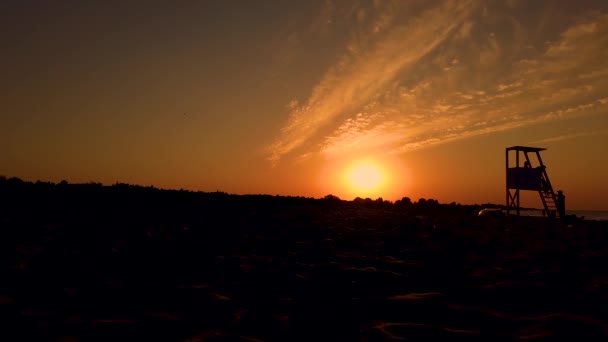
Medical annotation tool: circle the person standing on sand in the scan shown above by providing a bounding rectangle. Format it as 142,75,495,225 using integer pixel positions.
556,190,566,219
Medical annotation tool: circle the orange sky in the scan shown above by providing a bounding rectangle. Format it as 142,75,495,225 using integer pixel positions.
1,1,608,210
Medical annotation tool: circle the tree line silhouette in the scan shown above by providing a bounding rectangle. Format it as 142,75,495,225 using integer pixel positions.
0,176,498,219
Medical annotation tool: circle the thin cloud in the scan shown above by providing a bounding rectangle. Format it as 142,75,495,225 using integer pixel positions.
497,81,523,91
530,130,608,144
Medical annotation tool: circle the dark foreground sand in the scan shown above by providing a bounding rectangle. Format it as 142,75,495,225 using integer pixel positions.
2,204,608,341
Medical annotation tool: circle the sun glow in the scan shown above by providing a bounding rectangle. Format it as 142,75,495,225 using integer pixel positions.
347,162,384,192
318,155,411,200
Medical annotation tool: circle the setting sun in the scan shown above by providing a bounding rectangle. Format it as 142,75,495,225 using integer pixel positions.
319,155,410,200
347,163,383,191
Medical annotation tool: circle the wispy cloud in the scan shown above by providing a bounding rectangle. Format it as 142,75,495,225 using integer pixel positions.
266,1,476,164
267,2,608,164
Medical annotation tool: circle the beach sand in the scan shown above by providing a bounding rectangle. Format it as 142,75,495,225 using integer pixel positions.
2,203,608,341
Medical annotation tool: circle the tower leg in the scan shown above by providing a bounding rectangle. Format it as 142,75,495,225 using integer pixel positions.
516,189,520,216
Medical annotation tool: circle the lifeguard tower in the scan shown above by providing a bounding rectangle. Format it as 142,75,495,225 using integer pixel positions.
506,146,557,217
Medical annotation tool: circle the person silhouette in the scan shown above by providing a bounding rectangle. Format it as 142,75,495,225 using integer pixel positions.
555,190,566,219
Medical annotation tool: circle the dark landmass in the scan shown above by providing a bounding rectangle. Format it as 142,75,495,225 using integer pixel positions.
1,176,607,341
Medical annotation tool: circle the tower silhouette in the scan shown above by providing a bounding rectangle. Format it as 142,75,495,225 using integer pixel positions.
506,146,559,217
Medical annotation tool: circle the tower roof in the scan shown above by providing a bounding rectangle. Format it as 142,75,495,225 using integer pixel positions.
506,146,546,152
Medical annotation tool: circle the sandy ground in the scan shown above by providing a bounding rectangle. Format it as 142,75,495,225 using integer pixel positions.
2,203,608,341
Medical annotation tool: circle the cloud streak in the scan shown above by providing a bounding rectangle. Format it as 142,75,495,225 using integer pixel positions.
530,130,608,144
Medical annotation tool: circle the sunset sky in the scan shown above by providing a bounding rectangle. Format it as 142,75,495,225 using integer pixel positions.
2,1,608,210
